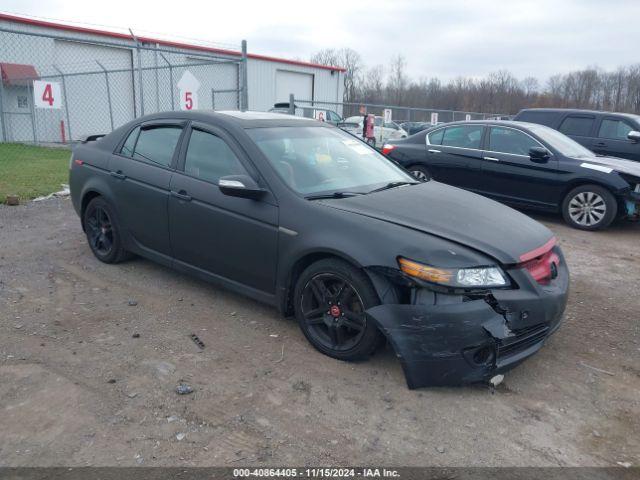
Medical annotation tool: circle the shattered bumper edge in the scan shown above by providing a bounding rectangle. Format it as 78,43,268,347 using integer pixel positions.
365,261,569,389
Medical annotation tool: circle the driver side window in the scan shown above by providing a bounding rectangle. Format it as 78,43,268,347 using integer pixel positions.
184,129,246,184
488,127,541,156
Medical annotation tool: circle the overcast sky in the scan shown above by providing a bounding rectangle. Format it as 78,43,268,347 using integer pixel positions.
2,0,639,83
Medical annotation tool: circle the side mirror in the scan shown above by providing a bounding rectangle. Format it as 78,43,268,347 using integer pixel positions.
627,130,640,143
218,175,265,200
529,146,551,163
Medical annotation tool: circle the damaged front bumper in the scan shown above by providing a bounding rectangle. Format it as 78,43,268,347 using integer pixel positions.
365,252,569,389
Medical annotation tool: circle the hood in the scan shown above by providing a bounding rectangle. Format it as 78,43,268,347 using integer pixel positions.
576,155,640,178
320,182,554,265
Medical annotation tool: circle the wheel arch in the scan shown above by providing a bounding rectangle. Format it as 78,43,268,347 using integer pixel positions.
560,179,626,214
279,249,383,317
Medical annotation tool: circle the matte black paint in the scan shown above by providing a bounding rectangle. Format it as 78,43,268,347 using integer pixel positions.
70,111,569,388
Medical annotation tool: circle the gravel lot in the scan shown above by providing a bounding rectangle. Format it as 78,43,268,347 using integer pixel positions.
0,197,638,467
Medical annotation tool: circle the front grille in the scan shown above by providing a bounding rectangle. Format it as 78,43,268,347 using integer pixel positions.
497,324,549,358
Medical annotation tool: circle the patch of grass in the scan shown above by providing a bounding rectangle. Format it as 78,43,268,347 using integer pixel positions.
0,143,71,203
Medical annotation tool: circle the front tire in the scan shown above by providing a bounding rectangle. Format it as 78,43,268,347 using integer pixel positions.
409,164,431,182
294,258,384,361
561,184,617,230
83,196,131,263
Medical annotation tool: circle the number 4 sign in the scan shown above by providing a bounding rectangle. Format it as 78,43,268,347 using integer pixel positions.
33,80,62,109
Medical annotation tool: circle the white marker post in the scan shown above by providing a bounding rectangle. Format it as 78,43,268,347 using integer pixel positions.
177,70,201,111
465,114,472,121
430,112,438,125
383,108,392,124
33,80,62,109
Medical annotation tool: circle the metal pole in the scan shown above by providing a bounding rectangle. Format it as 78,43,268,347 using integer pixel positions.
0,71,7,141
241,40,248,111
96,61,114,132
53,65,72,142
129,28,145,116
28,82,37,143
289,94,295,115
159,52,174,111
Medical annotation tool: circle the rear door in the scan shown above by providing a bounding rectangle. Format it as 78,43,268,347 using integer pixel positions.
557,113,596,149
480,126,560,209
593,116,640,161
168,122,279,294
424,124,485,190
109,120,185,257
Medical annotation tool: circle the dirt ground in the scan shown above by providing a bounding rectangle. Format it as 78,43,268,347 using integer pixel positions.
0,197,638,468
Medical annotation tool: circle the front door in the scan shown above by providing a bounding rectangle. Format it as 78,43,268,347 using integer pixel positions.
593,116,640,161
168,123,279,294
480,126,561,209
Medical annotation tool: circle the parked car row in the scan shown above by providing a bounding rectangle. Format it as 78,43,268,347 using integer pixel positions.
70,110,568,388
514,108,640,162
383,120,640,230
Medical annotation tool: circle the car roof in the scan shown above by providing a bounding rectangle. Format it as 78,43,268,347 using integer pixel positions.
427,120,543,129
130,110,322,128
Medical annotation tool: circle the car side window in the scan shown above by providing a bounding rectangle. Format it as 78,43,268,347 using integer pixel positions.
428,128,445,145
133,126,183,167
120,126,140,157
488,127,541,156
559,116,594,136
441,125,483,149
598,118,634,140
184,129,246,184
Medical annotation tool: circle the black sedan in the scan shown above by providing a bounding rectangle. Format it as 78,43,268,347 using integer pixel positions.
70,111,568,388
400,121,434,136
382,120,640,230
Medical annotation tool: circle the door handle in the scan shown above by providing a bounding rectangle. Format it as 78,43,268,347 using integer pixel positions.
428,149,441,153
483,156,500,162
171,190,192,202
594,142,607,147
110,170,126,180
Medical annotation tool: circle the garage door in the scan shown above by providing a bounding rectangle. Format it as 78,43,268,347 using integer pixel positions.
276,70,313,103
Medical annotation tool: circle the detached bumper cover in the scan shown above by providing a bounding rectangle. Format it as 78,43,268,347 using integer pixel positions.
365,251,569,388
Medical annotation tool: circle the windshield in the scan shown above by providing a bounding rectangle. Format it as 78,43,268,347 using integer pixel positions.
527,124,595,159
247,126,415,196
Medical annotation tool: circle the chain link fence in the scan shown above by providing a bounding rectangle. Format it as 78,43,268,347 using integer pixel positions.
0,23,247,203
291,97,509,124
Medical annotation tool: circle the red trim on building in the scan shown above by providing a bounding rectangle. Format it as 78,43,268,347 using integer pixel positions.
0,12,346,72
0,62,39,85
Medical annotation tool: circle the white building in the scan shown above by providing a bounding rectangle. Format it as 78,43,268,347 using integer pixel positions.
0,12,344,142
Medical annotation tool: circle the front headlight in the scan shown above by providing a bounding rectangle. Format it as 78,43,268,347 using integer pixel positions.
398,257,508,288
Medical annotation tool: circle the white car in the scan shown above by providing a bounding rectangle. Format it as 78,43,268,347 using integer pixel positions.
341,115,408,145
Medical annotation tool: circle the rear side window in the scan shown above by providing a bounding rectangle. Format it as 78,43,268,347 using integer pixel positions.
184,129,246,183
598,118,634,140
516,111,559,126
120,127,140,157
133,126,183,167
488,127,541,156
428,128,445,145
441,125,483,149
559,116,594,136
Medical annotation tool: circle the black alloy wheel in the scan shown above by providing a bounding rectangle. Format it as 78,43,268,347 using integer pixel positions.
294,259,384,361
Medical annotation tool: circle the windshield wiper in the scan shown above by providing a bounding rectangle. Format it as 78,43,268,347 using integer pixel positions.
305,191,365,200
367,181,419,194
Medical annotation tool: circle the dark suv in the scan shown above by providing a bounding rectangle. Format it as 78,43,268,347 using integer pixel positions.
514,108,640,162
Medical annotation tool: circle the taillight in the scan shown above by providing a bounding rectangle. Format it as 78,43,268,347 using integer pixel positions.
382,144,395,155
518,237,559,285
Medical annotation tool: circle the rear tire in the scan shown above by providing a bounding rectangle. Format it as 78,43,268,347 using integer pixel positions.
409,164,431,182
294,258,384,361
561,184,617,230
83,196,131,263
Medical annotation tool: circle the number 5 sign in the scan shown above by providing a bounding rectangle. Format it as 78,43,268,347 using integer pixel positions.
177,70,200,111
33,80,62,109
